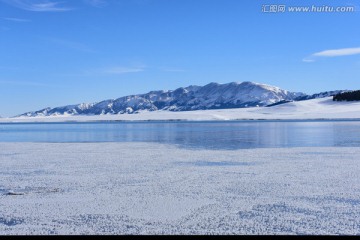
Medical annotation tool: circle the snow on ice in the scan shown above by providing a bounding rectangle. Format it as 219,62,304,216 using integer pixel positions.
0,142,359,234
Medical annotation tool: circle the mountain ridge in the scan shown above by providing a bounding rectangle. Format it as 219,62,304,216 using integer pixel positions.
15,81,346,118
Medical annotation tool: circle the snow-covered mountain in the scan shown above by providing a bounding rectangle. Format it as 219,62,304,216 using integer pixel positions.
17,81,307,117
265,90,348,107
294,90,348,101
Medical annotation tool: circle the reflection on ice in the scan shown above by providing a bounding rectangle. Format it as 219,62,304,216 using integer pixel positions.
0,121,360,150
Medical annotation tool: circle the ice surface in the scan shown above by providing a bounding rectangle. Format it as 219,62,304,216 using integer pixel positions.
0,142,359,235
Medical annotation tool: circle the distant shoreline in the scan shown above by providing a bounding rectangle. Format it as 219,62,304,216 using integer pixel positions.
2,118,360,124
2,97,360,123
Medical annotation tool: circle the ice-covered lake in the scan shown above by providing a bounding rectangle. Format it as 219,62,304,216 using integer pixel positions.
1,121,360,235
1,143,360,235
1,120,360,149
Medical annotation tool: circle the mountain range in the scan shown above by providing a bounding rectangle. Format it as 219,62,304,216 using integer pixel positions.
16,81,346,117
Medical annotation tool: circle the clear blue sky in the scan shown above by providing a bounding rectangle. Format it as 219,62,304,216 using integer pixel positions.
0,0,359,117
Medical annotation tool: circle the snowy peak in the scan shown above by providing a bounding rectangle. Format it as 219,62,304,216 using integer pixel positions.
17,81,307,117
195,81,303,107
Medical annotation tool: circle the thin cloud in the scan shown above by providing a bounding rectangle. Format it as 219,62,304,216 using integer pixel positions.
302,58,315,63
1,0,72,12
159,67,186,72
304,47,360,62
0,80,49,87
83,0,107,7
50,38,96,53
313,47,360,57
67,65,146,77
103,66,145,74
3,17,31,22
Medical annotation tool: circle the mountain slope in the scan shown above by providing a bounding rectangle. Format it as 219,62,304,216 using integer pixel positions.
295,90,348,101
17,81,306,117
265,90,348,107
5,97,360,122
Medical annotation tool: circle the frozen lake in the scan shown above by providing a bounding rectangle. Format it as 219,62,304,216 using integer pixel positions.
0,143,359,234
1,121,360,149
1,121,360,234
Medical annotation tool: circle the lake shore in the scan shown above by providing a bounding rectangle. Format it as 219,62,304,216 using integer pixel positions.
1,142,359,235
2,97,360,123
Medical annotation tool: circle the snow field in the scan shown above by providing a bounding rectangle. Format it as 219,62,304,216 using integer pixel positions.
0,143,359,234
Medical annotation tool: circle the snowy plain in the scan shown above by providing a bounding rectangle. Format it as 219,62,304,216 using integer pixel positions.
0,142,360,235
2,97,360,122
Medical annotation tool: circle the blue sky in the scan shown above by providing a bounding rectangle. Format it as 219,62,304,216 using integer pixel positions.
0,0,359,117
